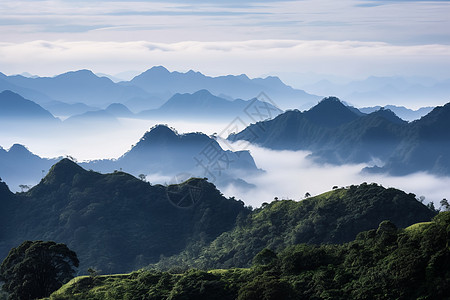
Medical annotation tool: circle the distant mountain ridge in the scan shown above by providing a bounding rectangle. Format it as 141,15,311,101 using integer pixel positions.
0,90,59,122
302,75,450,108
0,67,319,113
0,125,260,191
229,97,450,176
85,124,260,188
126,66,319,110
138,89,283,121
360,105,434,122
0,70,150,107
0,144,60,192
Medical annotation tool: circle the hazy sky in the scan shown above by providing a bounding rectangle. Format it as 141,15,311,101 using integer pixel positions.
1,0,450,84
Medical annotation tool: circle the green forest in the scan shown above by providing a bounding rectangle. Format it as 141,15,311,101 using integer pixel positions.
46,212,450,299
0,160,448,299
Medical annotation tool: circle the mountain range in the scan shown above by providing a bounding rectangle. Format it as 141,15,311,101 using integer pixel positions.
125,66,319,110
157,182,436,270
137,89,283,121
0,67,319,115
301,75,450,108
0,159,435,275
0,159,250,273
359,105,434,122
84,124,260,188
0,144,59,191
0,125,259,192
0,90,59,123
229,97,450,176
0,70,149,108
0,89,282,129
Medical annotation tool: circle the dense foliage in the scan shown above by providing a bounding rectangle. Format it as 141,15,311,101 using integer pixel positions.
155,183,435,270
0,159,250,273
0,241,78,300
48,212,450,300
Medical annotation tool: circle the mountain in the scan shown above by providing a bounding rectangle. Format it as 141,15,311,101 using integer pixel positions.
0,74,55,104
0,144,60,192
0,125,260,192
1,67,321,113
126,66,320,110
155,183,436,270
301,75,450,108
50,212,449,300
138,89,283,121
60,103,133,127
228,97,364,151
229,97,450,175
360,105,434,121
0,90,59,122
40,101,99,117
84,125,260,189
0,70,152,107
372,102,450,175
63,110,121,127
105,103,134,118
0,159,250,273
0,161,437,277
301,96,361,127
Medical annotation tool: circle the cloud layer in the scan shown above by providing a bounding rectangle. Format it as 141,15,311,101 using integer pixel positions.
2,0,449,44
219,143,450,209
1,39,449,84
1,0,449,83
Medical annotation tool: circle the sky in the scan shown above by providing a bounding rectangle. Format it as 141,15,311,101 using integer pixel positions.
1,0,450,85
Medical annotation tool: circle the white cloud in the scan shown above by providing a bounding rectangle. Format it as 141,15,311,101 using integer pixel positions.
1,39,449,83
219,142,450,209
1,0,449,44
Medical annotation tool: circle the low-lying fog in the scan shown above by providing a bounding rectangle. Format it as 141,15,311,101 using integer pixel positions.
2,118,448,209
218,142,450,209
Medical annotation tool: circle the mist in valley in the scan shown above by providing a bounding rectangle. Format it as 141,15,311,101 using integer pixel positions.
3,117,447,209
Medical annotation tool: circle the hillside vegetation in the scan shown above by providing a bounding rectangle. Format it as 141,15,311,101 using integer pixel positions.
48,212,450,300
153,183,435,270
0,159,250,273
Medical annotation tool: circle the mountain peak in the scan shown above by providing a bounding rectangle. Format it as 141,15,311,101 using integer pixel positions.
42,158,85,185
369,108,406,124
416,102,450,125
56,69,97,79
140,125,179,143
8,144,32,155
192,89,213,97
0,89,22,99
0,90,57,120
305,96,360,127
105,103,133,116
320,96,341,103
147,66,170,75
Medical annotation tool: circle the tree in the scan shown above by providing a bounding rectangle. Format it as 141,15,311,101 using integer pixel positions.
427,202,437,212
253,248,277,266
18,184,30,192
0,241,79,300
138,174,146,181
440,198,449,211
